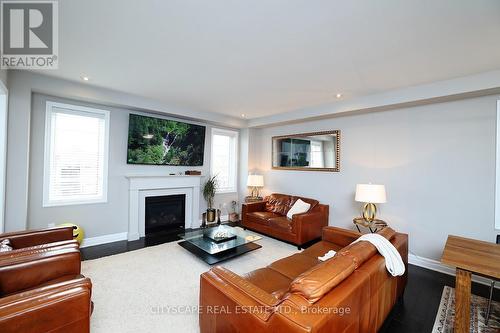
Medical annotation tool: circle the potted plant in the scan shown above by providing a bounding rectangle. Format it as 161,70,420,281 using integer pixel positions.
203,175,218,223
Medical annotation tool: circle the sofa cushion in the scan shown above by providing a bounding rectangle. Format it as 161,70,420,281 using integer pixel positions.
265,194,294,215
268,253,319,280
243,268,292,300
294,196,319,211
336,241,377,269
290,255,356,303
335,227,397,268
246,211,280,225
268,216,293,232
286,199,311,219
264,193,319,216
301,241,343,260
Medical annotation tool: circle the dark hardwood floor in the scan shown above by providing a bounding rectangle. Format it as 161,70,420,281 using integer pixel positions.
81,231,499,332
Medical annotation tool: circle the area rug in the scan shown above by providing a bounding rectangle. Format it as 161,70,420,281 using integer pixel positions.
432,285,500,333
82,232,298,333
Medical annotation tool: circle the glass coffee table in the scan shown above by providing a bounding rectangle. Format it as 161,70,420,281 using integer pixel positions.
178,225,262,265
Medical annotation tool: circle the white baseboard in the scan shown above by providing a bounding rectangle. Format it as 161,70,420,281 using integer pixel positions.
80,232,128,248
409,254,498,289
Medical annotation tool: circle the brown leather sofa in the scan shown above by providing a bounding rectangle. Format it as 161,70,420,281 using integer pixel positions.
200,226,408,333
242,193,329,249
0,227,93,333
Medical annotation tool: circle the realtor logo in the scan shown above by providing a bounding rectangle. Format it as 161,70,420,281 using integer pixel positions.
1,0,58,69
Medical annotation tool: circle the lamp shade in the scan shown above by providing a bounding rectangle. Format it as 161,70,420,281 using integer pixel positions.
355,184,387,203
247,175,264,187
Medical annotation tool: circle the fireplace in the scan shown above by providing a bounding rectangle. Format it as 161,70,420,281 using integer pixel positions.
145,194,186,235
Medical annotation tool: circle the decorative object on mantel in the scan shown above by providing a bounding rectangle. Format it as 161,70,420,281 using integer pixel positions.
229,200,239,222
185,170,202,175
216,209,221,225
247,174,264,201
272,130,340,172
353,183,387,232
203,175,218,223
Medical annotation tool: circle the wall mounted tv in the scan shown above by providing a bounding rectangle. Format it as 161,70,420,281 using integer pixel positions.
127,114,206,166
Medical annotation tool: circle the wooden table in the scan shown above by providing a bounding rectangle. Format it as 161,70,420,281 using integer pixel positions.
441,235,500,333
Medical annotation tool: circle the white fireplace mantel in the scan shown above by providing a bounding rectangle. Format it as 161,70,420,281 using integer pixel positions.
126,175,202,241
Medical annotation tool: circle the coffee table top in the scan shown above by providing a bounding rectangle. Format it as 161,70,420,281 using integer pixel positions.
441,235,500,279
179,225,262,255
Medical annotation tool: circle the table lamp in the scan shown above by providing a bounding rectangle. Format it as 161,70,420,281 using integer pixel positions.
247,175,264,199
355,184,386,223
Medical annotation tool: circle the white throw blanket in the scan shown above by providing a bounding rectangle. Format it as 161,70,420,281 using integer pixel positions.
353,234,405,277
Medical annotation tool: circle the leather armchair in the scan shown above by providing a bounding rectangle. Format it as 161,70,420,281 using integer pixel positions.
0,230,92,333
242,193,329,248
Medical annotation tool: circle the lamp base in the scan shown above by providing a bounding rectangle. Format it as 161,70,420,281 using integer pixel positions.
362,202,377,222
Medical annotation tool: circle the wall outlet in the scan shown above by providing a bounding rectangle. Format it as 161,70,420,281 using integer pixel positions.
48,223,56,228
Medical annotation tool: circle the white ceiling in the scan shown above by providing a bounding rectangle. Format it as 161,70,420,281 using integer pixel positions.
39,0,500,119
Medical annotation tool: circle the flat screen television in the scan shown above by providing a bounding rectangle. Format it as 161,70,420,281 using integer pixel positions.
127,114,205,166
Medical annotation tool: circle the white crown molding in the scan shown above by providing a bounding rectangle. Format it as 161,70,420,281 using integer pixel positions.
80,232,128,248
248,69,500,128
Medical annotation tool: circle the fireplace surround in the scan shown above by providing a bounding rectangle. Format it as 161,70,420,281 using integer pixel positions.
126,175,202,241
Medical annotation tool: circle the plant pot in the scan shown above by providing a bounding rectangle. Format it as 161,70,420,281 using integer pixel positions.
206,208,216,223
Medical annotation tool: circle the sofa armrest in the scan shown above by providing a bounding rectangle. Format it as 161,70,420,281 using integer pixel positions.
322,226,361,247
201,266,279,321
0,240,79,260
242,201,267,214
0,247,81,296
0,277,92,333
292,205,329,245
0,227,75,249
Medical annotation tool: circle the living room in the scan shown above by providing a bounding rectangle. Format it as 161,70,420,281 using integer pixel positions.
0,1,499,332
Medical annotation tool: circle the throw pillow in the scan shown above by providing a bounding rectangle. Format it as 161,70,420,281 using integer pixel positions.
286,199,311,219
0,239,13,252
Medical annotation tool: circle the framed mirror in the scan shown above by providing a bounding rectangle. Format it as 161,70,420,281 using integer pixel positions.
272,130,340,172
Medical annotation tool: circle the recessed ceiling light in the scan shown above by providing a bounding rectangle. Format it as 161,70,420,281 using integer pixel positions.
80,75,90,81
336,93,343,99
241,114,246,118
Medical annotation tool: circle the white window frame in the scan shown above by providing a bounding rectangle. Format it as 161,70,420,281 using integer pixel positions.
210,127,238,194
43,101,110,207
496,100,500,230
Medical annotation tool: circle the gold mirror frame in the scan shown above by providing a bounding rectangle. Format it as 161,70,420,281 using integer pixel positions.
272,130,340,172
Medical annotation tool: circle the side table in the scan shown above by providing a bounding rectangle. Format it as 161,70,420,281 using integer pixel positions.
352,217,387,233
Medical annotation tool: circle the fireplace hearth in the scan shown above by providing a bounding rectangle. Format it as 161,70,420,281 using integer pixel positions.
145,194,186,235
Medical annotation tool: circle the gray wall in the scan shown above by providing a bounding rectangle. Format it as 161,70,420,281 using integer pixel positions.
5,70,244,233
250,95,499,260
27,94,237,238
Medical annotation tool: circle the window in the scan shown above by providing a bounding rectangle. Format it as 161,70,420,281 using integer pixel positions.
43,102,110,207
496,100,500,229
211,128,238,193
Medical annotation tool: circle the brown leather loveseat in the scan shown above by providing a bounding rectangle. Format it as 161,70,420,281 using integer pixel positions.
242,193,329,249
200,226,408,333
